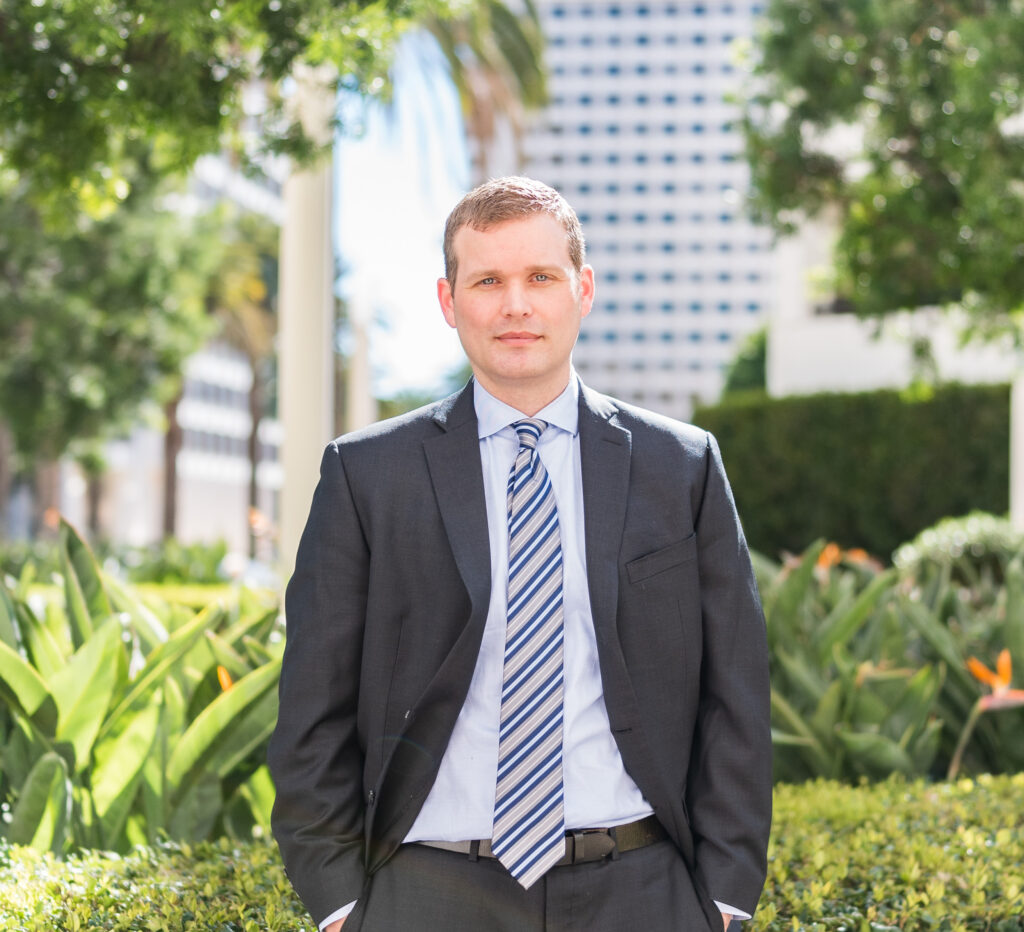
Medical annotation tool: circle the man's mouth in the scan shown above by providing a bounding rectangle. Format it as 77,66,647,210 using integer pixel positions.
497,332,541,343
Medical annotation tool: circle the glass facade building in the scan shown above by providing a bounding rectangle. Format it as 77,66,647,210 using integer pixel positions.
523,0,773,418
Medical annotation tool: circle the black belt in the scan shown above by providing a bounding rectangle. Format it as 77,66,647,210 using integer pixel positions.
413,815,667,867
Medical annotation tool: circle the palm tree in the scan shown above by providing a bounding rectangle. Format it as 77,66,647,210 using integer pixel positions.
209,211,279,558
426,0,548,176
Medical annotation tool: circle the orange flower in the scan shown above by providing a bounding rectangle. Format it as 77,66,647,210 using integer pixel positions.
217,665,234,692
817,542,842,569
967,649,1024,711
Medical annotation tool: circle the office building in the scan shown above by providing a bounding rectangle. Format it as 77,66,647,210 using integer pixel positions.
523,0,772,417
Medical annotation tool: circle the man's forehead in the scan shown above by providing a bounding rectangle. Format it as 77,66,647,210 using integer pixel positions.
452,214,574,264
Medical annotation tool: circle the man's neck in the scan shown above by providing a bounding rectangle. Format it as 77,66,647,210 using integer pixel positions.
473,372,573,417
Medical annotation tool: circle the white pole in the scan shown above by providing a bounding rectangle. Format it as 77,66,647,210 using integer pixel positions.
279,68,336,574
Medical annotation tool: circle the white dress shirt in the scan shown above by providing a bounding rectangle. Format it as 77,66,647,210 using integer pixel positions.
318,376,747,928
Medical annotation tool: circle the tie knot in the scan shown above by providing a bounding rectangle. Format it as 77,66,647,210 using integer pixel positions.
513,418,547,450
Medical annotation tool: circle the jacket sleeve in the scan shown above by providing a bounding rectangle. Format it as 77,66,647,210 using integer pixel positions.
687,431,772,917
268,441,370,926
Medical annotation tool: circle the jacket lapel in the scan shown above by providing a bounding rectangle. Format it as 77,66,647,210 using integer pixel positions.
423,383,492,617
577,383,638,731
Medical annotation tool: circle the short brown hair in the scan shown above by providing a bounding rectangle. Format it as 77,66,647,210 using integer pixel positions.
443,176,586,287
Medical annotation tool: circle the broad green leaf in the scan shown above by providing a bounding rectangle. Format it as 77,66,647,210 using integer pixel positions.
809,679,844,746
0,584,20,649
901,601,973,690
907,718,943,772
770,688,831,773
99,602,223,745
169,772,221,842
92,696,161,817
0,716,46,789
774,647,827,705
770,729,816,746
166,659,280,804
22,609,66,682
814,568,897,661
765,539,825,640
92,696,162,850
203,630,251,680
836,730,914,777
202,687,278,782
59,518,111,649
5,751,71,852
242,634,281,665
235,764,275,829
49,618,123,771
889,664,944,746
0,638,58,734
103,573,169,654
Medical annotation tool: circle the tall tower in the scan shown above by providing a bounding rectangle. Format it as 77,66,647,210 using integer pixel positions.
524,0,772,419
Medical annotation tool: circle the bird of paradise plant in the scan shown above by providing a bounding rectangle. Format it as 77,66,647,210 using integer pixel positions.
947,649,1024,778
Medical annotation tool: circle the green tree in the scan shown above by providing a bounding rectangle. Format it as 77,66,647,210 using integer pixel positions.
741,0,1024,327
0,0,413,217
722,327,767,397
0,157,222,531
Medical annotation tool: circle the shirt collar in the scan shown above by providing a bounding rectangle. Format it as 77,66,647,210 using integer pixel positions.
474,373,580,440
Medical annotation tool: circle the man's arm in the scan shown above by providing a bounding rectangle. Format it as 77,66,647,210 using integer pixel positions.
688,432,773,917
268,442,371,927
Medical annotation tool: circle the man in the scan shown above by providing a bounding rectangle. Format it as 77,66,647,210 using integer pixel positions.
269,177,771,932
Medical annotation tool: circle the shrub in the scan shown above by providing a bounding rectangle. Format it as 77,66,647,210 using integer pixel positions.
894,511,1024,587
764,537,1024,782
0,776,1021,930
693,382,1010,561
0,520,281,855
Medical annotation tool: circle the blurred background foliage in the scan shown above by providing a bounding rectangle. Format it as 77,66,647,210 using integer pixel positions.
696,381,1010,560
742,0,1024,330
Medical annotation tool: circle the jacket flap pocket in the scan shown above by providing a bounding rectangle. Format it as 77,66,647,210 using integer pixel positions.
626,534,697,583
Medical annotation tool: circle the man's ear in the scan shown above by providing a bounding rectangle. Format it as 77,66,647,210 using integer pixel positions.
579,265,596,320
437,278,457,329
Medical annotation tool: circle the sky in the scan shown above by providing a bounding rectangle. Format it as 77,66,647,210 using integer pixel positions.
334,32,472,400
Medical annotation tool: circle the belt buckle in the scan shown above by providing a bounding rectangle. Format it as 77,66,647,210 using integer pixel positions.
568,829,617,864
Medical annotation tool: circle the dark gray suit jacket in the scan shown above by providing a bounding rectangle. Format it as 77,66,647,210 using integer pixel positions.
268,380,772,927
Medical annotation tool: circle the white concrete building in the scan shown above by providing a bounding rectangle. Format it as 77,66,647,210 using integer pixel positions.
523,0,773,418
768,215,1018,397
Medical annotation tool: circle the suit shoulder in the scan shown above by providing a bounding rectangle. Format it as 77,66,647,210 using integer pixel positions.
597,391,711,458
329,397,449,452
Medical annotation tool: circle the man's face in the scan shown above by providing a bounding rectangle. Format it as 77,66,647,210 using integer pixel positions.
437,214,594,407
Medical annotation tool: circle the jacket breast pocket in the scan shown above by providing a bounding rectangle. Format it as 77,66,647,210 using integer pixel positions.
626,533,698,587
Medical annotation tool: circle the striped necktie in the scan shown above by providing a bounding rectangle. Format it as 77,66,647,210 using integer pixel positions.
491,418,566,889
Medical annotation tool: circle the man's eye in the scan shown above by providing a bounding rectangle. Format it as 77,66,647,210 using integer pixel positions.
480,277,497,285
534,274,549,282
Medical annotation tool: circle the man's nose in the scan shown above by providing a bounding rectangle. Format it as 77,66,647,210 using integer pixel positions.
500,282,531,317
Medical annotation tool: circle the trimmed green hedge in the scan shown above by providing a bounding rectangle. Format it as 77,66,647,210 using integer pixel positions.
693,383,1011,561
2,776,1022,930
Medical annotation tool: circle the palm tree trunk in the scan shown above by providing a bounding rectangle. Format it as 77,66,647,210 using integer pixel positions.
163,391,184,538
